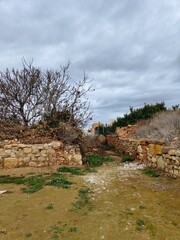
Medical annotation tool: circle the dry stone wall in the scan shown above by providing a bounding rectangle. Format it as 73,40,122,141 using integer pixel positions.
0,140,82,169
106,135,180,177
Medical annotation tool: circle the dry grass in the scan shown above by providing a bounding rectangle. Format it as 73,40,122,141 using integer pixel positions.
135,110,180,148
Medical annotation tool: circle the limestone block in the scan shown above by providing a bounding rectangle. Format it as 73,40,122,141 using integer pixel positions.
44,144,49,150
137,145,142,153
148,144,154,155
37,163,46,167
4,145,12,149
10,152,17,157
49,141,63,149
3,150,11,158
4,157,19,168
157,156,165,169
12,144,18,147
169,169,174,175
169,150,176,156
72,154,82,164
167,165,173,170
152,157,157,163
152,163,157,168
23,157,31,163
175,150,180,157
174,169,179,176
154,144,163,155
40,150,47,155
172,156,177,161
38,156,46,162
29,162,38,167
162,147,170,154
36,145,44,150
176,161,180,167
12,147,18,152
69,149,76,155
18,144,26,148
23,148,32,154
18,161,23,167
50,157,57,163
32,148,40,154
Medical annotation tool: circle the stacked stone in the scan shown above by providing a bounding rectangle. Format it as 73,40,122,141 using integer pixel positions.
0,141,82,169
137,140,180,177
106,135,180,178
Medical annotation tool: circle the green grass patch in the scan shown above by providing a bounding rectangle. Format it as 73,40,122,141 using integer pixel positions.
0,173,74,193
85,154,114,167
57,167,84,175
0,176,26,184
47,175,73,189
121,156,134,162
142,169,160,177
22,176,45,193
72,188,91,210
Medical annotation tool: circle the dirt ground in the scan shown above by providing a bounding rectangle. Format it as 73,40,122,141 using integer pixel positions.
0,158,180,240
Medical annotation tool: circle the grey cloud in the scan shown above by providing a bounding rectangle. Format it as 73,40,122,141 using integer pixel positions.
0,0,180,125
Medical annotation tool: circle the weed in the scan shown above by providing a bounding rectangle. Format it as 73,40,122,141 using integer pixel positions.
45,203,54,210
57,167,84,175
103,156,114,163
22,176,44,193
136,219,145,226
25,232,32,237
49,225,64,240
121,156,134,163
136,219,145,231
86,154,102,167
0,176,26,184
139,205,146,210
73,188,91,210
142,169,160,177
68,227,78,232
47,177,73,189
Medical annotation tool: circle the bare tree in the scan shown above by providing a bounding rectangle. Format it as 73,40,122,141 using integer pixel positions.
0,60,93,128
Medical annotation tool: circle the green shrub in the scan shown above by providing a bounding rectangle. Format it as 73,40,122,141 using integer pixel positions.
142,169,160,177
85,154,102,167
85,154,114,167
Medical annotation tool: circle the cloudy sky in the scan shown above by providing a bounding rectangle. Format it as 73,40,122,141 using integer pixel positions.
0,0,180,126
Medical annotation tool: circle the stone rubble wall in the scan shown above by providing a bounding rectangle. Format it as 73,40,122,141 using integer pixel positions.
0,140,82,169
106,135,180,177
